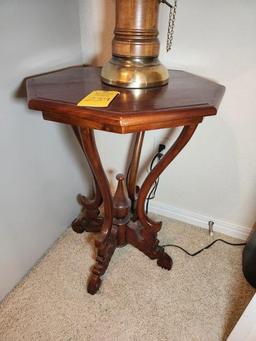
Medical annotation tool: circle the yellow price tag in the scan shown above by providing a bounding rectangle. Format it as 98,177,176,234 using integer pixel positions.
77,90,120,108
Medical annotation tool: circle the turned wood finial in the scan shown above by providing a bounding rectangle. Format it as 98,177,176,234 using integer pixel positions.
113,173,131,220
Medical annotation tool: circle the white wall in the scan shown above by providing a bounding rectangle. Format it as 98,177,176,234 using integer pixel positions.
0,0,89,301
79,0,256,230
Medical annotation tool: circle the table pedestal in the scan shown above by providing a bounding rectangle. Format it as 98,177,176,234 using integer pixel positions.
71,125,197,295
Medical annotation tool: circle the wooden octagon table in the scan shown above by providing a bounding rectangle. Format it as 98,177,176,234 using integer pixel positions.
27,66,225,295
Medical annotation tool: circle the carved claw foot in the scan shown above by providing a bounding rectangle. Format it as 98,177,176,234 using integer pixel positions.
87,274,102,295
72,211,87,233
72,208,103,234
87,226,117,295
156,248,173,270
127,221,173,270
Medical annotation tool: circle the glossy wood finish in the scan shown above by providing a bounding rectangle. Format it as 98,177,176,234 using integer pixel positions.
127,132,145,210
137,124,199,233
27,66,225,134
26,66,225,294
78,127,113,248
71,126,103,234
113,0,160,58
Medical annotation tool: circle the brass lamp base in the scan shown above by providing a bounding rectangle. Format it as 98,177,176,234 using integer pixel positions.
101,57,169,89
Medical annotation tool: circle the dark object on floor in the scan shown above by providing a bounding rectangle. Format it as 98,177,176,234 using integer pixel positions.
243,230,256,288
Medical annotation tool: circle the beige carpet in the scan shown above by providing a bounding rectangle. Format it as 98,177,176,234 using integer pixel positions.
0,216,255,341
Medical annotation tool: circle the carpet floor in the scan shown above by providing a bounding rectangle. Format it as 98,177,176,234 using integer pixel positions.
0,216,255,341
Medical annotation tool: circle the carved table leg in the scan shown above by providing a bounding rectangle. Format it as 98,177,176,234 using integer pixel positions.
128,124,199,270
127,132,145,217
72,182,103,233
72,127,115,293
71,124,199,294
88,172,131,294
87,225,118,295
137,124,199,233
72,127,113,248
127,220,173,270
71,126,103,233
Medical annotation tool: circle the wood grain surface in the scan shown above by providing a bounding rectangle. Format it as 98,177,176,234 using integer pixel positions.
27,66,225,134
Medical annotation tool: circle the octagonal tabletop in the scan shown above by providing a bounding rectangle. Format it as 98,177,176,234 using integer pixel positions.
27,66,225,134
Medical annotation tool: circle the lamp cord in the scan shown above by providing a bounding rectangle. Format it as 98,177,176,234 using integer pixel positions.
145,152,163,214
128,150,246,256
145,151,247,255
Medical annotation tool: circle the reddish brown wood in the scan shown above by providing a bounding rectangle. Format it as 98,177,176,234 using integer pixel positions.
113,174,131,246
26,66,225,295
127,132,145,211
27,66,225,134
78,127,113,248
87,225,118,295
127,220,173,270
71,192,103,234
71,125,103,233
137,124,199,233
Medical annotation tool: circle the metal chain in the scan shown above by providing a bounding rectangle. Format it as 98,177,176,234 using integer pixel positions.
166,0,178,52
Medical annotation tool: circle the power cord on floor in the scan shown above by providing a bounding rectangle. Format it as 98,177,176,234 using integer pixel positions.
128,146,247,256
161,239,246,256
145,147,247,255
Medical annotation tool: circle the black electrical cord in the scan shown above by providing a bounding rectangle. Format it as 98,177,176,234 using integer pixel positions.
145,152,163,214
131,149,247,256
144,149,247,256
162,239,246,257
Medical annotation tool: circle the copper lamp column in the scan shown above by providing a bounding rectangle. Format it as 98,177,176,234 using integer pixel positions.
101,0,169,89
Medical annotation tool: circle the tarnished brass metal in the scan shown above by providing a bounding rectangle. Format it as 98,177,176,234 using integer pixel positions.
101,0,169,89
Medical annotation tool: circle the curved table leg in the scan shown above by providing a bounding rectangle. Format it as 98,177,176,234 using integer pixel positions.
77,127,113,249
71,182,103,233
87,225,118,295
127,124,198,271
137,124,198,233
72,126,103,233
88,172,131,294
73,127,117,294
127,132,145,214
71,124,199,293
127,220,173,270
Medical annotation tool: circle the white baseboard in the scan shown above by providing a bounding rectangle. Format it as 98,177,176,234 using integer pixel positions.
150,201,251,241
